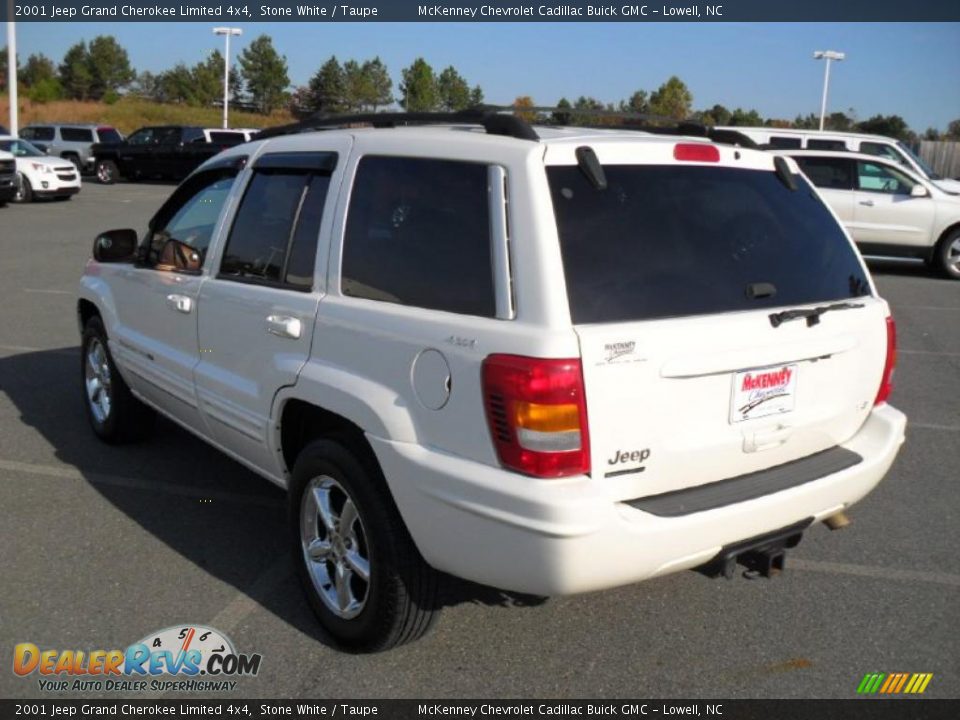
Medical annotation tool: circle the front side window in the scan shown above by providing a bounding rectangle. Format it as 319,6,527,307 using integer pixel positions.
143,171,238,271
341,156,495,318
859,142,902,164
127,129,157,146
219,168,331,290
856,161,917,195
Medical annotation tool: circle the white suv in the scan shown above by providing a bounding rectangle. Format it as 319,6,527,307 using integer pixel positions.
0,136,81,202
77,111,906,651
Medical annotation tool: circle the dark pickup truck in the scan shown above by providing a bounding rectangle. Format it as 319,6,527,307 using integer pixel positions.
92,126,231,184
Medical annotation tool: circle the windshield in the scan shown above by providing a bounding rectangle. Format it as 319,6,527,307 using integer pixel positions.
548,164,871,324
896,142,939,179
0,139,45,157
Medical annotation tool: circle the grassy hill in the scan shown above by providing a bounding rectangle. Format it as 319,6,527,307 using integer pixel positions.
0,96,294,134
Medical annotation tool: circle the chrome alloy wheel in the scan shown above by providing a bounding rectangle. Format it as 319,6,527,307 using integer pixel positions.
300,476,371,619
948,236,960,273
84,338,113,424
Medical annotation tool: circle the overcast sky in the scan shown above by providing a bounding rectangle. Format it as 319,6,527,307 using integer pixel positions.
14,21,960,131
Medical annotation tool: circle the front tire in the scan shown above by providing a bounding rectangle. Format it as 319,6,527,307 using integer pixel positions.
95,159,118,185
289,439,439,652
81,316,156,443
13,173,33,203
934,229,960,279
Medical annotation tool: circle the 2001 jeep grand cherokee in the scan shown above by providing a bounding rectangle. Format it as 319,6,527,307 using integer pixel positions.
78,110,906,651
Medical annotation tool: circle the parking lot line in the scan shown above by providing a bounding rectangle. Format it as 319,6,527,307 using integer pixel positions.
791,558,960,588
22,289,74,296
0,457,282,508
0,344,75,356
909,422,960,432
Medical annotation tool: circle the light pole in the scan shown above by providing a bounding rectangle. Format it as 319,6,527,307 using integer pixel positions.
7,0,18,135
213,26,242,130
814,50,845,131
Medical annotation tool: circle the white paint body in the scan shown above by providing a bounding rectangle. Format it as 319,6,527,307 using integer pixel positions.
79,126,906,596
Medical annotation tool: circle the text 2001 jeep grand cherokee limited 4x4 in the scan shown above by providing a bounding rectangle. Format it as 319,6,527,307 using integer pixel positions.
77,109,906,651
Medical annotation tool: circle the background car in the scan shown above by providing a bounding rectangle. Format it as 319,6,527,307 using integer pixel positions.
786,149,960,278
20,123,124,175
0,136,81,203
0,150,16,205
726,126,960,194
200,128,257,145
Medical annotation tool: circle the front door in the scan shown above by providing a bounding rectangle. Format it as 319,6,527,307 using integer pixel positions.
851,160,935,248
107,165,242,431
195,143,348,476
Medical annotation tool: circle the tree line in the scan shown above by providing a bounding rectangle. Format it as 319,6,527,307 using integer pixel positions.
2,37,960,140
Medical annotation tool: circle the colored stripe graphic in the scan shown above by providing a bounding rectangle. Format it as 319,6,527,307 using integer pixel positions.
857,672,933,694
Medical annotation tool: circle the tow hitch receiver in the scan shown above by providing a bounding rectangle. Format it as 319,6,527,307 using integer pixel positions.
701,518,813,579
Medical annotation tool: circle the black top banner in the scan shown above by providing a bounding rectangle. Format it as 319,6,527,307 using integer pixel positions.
2,0,959,22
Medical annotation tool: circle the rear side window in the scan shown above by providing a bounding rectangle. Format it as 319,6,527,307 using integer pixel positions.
767,137,802,149
220,166,332,290
341,156,495,318
793,156,854,190
60,127,94,143
548,164,870,324
209,131,245,145
807,139,847,151
23,126,54,141
96,127,122,143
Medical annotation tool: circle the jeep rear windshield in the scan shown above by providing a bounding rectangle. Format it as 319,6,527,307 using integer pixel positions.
548,164,870,324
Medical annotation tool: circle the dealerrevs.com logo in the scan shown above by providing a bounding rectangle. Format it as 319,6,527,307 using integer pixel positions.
13,625,262,693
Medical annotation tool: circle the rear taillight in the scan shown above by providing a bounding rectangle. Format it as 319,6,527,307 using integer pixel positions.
673,143,720,162
874,316,897,405
482,354,590,478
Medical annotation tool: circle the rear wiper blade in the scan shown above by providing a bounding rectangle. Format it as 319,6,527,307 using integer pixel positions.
769,302,864,328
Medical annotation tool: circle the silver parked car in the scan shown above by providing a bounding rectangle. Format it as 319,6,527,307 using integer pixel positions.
20,123,124,174
786,150,960,279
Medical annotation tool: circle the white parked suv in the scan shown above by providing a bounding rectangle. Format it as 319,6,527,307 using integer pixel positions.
785,150,960,278
0,136,81,202
77,110,906,651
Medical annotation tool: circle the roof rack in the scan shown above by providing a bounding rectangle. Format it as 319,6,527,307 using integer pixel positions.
255,107,540,142
254,105,758,148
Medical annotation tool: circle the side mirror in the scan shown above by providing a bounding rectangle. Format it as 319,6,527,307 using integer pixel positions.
911,184,929,198
93,229,138,263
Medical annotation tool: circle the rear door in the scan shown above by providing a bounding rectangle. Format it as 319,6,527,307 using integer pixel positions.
852,159,935,248
545,148,889,502
194,142,348,476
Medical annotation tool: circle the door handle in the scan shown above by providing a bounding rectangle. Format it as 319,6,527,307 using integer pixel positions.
265,315,302,339
859,199,875,207
165,294,193,313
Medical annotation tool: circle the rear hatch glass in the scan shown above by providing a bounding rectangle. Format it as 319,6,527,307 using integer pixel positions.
547,159,885,502
548,164,869,324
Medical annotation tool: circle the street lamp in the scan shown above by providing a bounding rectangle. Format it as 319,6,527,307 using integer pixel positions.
213,26,242,130
813,50,845,131
7,0,18,135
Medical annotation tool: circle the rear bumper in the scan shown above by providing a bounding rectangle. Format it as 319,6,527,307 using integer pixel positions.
371,404,906,596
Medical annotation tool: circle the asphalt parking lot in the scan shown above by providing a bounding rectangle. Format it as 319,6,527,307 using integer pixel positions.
1,182,958,700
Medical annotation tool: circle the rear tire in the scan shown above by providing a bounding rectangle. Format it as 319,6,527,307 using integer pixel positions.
95,159,118,185
934,229,960,279
63,154,82,172
289,439,439,652
81,316,156,443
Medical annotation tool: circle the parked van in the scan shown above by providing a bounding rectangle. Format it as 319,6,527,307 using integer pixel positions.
717,127,960,194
